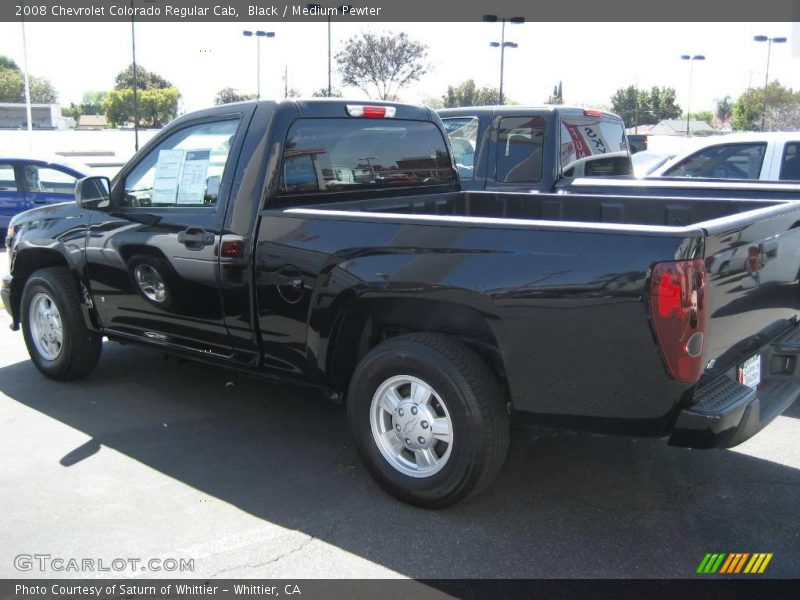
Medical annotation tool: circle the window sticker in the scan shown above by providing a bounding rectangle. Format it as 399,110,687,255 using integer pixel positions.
177,150,211,205
152,149,184,205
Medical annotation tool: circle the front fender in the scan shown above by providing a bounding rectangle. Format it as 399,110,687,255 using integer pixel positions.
8,237,97,331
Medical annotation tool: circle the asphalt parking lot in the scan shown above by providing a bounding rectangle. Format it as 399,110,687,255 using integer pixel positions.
1,259,799,579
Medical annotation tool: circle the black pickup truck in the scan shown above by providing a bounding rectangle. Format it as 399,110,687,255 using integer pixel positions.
4,99,800,507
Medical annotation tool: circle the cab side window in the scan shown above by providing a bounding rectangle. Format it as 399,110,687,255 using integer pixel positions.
29,166,78,194
496,117,545,183
779,142,800,181
664,143,766,179
0,163,17,191
122,119,240,208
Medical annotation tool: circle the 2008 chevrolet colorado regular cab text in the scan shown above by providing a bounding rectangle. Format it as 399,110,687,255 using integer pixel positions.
4,99,800,507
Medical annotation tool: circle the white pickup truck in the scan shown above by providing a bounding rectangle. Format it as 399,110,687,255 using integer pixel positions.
650,131,800,181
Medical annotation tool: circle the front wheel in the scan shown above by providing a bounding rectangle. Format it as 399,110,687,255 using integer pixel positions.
21,267,102,380
347,333,509,508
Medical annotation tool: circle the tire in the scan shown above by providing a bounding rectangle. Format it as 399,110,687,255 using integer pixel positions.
21,267,102,381
347,333,509,508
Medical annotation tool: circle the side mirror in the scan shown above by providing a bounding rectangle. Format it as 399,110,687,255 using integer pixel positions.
75,176,111,209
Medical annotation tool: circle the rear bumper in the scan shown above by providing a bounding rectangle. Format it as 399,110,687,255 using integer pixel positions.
669,322,800,449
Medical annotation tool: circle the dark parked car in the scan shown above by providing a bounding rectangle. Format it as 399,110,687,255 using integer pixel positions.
0,156,89,237
4,100,800,508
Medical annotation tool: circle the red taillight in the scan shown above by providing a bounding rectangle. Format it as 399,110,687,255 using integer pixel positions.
583,109,604,117
649,259,707,383
346,104,397,118
220,240,244,258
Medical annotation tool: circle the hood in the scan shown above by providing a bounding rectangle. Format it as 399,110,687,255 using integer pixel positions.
9,201,78,228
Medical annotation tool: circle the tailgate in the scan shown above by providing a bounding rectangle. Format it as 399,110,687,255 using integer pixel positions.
670,203,800,448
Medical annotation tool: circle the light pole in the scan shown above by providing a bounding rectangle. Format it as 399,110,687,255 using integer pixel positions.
19,13,33,150
131,0,139,151
484,15,524,105
754,35,787,131
307,4,348,97
243,30,275,99
680,54,705,136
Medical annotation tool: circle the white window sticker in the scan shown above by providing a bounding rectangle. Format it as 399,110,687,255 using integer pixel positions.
152,149,184,205
177,150,211,205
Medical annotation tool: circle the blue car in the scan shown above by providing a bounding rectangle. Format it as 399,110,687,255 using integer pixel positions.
0,157,89,236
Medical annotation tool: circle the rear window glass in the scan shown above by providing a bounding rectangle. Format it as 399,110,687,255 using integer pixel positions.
560,116,628,173
496,116,545,183
280,119,455,195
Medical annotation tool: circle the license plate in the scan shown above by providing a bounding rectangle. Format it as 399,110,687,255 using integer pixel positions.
738,354,762,390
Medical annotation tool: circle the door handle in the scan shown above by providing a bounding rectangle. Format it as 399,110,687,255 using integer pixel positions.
178,227,215,247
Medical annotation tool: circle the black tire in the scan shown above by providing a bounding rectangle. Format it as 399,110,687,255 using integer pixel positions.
21,267,102,381
347,333,509,508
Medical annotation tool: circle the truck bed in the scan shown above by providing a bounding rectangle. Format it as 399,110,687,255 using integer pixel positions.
286,190,790,231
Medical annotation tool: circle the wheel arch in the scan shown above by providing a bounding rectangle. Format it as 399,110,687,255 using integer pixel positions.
324,296,509,399
9,244,95,331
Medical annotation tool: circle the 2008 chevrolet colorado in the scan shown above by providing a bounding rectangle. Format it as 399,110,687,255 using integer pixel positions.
4,99,800,507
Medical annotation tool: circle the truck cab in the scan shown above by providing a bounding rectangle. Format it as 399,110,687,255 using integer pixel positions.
438,105,632,192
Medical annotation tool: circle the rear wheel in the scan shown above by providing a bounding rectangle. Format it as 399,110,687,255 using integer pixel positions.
21,267,102,380
347,333,509,508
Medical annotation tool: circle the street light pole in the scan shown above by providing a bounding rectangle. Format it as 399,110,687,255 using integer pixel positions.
307,4,348,96
484,15,523,105
327,15,331,96
19,15,33,151
754,35,787,131
243,30,275,99
680,54,705,137
130,0,139,151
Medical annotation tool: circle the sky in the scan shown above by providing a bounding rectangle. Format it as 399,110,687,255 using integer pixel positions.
0,21,799,115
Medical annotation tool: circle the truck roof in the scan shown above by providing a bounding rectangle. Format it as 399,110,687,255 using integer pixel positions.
169,98,438,128
438,105,623,121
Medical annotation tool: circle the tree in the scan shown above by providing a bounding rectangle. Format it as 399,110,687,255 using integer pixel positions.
336,31,430,100
286,88,302,98
311,87,342,98
684,110,713,125
546,81,563,105
114,64,173,91
715,95,733,123
104,87,180,128
421,95,444,109
0,68,58,103
610,85,681,126
441,79,501,108
732,81,800,131
214,87,256,105
63,91,109,121
0,55,20,71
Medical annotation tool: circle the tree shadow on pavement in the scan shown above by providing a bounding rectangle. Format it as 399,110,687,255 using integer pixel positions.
0,341,798,579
